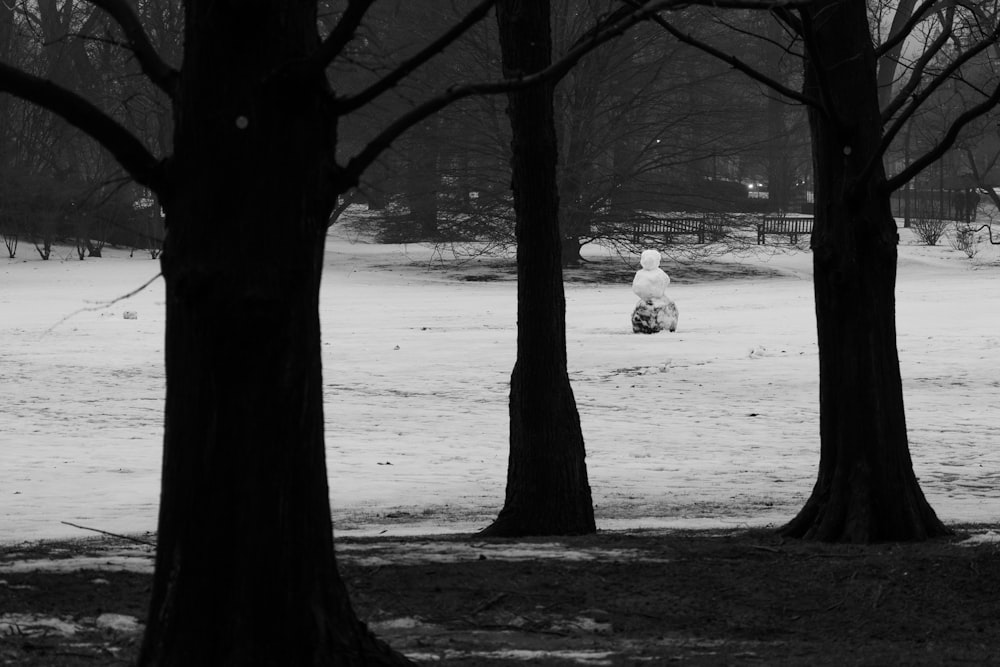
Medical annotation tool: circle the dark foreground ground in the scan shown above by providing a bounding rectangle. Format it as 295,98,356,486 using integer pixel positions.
2,527,1000,665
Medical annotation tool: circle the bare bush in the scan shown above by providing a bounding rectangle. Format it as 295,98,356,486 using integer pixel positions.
910,218,949,246
950,222,982,259
0,213,18,258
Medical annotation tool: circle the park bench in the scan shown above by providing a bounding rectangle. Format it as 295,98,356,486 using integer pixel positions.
631,215,722,245
756,215,814,244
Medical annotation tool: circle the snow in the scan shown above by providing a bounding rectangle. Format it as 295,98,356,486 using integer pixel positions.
0,553,154,574
404,649,616,665
458,650,614,665
2,221,1000,545
0,613,81,636
0,611,142,638
552,616,613,634
94,612,142,633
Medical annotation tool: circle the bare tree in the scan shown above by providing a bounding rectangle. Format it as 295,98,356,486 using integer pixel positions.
346,1,812,261
481,0,596,537
1,0,730,659
642,0,1000,541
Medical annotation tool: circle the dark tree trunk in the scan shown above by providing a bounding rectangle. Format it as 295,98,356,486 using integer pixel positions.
556,56,597,267
0,1,12,160
138,3,411,664
364,159,389,211
480,0,595,537
765,94,790,211
405,121,439,239
557,159,587,267
780,0,948,543
764,17,790,212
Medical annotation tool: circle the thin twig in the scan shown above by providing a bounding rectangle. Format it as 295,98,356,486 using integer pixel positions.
332,0,498,115
41,272,162,338
60,521,156,547
0,62,165,192
84,0,179,98
472,592,508,614
967,224,1000,245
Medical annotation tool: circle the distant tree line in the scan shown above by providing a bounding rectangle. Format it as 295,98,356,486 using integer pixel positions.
341,1,812,263
346,0,1000,263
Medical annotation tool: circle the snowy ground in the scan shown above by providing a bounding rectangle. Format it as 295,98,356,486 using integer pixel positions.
2,222,999,544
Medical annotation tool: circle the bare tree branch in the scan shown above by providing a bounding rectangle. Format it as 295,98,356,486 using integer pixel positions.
342,1,662,183
340,0,817,183
85,0,178,99
771,6,803,33
964,143,1000,182
884,80,1000,192
313,0,377,68
968,223,1000,244
875,0,938,59
61,521,156,547
0,61,164,191
880,3,957,124
634,7,821,110
876,0,925,111
880,17,998,155
333,0,499,115
710,11,804,58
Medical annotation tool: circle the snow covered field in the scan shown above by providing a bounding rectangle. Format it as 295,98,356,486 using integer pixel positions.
2,223,999,544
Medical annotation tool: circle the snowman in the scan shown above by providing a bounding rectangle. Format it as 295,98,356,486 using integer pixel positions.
631,249,678,334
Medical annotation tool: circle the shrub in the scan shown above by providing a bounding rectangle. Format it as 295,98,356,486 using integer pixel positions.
949,222,981,259
910,217,949,246
0,212,18,258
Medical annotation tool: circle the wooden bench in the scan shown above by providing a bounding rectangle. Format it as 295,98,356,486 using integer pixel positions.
757,215,813,244
631,215,721,245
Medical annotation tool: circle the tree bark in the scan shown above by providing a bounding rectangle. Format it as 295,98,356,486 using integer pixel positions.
764,16,791,212
0,1,12,159
765,91,790,211
405,120,440,239
480,0,595,537
138,2,411,664
780,0,948,543
556,54,598,267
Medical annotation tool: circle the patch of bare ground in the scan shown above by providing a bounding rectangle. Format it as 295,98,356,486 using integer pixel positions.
3,528,1000,665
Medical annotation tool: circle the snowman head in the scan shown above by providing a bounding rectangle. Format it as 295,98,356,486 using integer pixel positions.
640,249,661,270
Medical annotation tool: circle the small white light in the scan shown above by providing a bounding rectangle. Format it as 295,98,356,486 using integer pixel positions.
235,115,249,130
843,145,852,155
